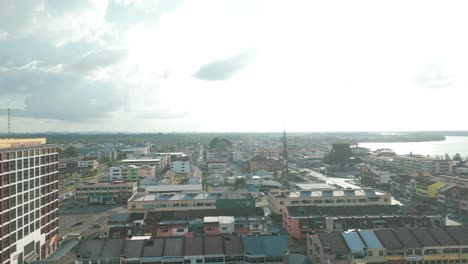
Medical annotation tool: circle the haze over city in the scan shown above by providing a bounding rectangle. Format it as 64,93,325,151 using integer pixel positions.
2,0,468,133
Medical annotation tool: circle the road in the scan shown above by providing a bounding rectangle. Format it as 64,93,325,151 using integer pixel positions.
299,168,361,189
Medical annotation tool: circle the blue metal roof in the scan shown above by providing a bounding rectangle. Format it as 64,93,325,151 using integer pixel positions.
342,232,366,253
359,230,383,249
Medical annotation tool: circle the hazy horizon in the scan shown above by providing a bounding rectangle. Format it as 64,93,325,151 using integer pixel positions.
2,0,468,133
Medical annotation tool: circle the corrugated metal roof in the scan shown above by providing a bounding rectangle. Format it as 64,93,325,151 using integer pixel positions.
204,236,224,255
123,240,144,258
223,236,243,255
359,230,383,249
142,239,164,257
164,237,183,256
317,233,350,254
242,236,288,257
374,229,402,250
101,239,125,258
184,237,204,256
342,232,366,253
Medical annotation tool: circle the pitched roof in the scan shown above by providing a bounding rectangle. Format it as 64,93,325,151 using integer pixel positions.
142,239,164,257
392,228,421,248
342,232,366,253
242,236,288,257
184,237,204,256
374,229,402,250
427,227,457,246
317,233,350,255
359,230,383,249
101,239,125,258
223,236,243,255
409,228,439,247
445,226,468,245
164,237,183,256
204,236,224,255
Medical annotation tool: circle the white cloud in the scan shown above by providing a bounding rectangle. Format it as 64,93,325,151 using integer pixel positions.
2,0,468,132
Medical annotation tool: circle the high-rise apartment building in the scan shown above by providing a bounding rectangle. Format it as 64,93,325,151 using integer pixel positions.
1,138,60,264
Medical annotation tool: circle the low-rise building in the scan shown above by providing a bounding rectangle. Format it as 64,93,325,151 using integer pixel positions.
75,181,138,204
268,188,391,214
77,157,98,170
392,155,453,175
308,226,468,264
437,176,468,214
74,235,289,264
413,178,446,199
121,158,165,170
109,165,156,181
170,156,191,174
245,155,283,172
283,205,445,239
128,192,256,212
140,208,267,237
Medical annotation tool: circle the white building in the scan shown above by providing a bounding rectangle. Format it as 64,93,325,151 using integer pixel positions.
109,166,123,180
77,157,98,169
170,160,190,174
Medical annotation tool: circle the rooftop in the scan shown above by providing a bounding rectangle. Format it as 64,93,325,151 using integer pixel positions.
276,188,388,198
75,235,284,259
130,192,253,202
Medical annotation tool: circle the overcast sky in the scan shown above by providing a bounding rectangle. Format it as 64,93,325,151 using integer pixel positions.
1,0,468,133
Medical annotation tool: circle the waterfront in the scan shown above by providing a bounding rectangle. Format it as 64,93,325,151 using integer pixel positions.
359,136,468,157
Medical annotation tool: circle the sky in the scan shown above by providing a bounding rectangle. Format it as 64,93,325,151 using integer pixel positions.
1,0,468,133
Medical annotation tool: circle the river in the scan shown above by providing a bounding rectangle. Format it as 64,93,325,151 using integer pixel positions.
359,136,468,158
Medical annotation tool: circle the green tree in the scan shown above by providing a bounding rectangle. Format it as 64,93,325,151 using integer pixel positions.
233,177,246,190
60,146,80,158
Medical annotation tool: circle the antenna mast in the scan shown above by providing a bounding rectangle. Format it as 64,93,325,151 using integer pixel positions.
282,121,289,180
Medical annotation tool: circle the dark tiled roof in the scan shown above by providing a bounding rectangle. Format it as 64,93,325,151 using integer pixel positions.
392,228,421,248
410,228,439,247
427,227,457,246
164,237,184,256
184,237,204,256
204,236,224,255
316,233,350,255
374,229,402,250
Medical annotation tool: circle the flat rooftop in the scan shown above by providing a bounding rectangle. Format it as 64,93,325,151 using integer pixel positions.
129,192,254,202
276,188,388,198
0,138,47,149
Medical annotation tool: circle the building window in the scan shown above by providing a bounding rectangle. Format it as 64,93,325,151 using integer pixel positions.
160,228,168,233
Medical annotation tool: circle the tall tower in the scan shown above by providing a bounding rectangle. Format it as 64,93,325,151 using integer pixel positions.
282,123,289,180
0,138,60,263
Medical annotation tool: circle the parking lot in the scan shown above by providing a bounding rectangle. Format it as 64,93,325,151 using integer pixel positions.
59,200,127,238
